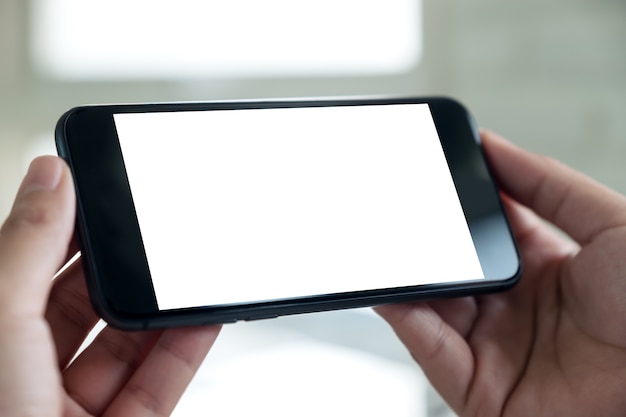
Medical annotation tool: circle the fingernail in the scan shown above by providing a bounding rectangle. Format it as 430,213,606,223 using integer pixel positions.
19,156,63,197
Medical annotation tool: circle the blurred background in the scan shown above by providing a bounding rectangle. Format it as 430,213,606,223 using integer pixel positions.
1,1,624,416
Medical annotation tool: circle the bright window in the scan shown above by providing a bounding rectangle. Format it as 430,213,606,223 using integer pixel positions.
30,0,422,80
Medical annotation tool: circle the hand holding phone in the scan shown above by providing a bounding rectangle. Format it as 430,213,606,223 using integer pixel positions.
56,97,521,329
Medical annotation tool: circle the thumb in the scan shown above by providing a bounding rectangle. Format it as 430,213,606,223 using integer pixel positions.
0,156,76,317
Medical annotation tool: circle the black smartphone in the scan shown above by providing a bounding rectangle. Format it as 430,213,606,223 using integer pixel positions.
55,97,521,330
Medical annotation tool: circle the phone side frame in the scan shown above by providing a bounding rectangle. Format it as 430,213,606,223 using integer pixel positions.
55,97,522,330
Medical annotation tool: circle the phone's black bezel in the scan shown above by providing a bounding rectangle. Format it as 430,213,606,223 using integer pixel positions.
56,97,521,330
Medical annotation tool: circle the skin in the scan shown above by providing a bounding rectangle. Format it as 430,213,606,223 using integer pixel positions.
377,130,626,416
0,156,221,417
3,130,626,416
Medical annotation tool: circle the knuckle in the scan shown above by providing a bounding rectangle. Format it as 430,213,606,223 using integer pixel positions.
125,382,166,415
156,332,195,373
1,196,59,235
424,318,449,362
96,330,146,370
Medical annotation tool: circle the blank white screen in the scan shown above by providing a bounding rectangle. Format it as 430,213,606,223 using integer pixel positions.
114,103,484,310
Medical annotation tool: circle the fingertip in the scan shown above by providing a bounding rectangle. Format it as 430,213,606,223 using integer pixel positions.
479,128,503,140
375,302,444,344
4,156,74,236
164,324,222,350
17,156,65,197
480,129,519,159
374,303,410,321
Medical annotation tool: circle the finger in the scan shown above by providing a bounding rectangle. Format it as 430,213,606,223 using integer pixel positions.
0,156,75,317
427,297,478,338
46,257,100,368
481,130,626,245
62,325,161,416
375,303,473,413
103,325,221,417
501,192,578,256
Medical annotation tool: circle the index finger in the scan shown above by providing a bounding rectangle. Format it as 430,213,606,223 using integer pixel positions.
103,325,221,417
482,130,626,245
